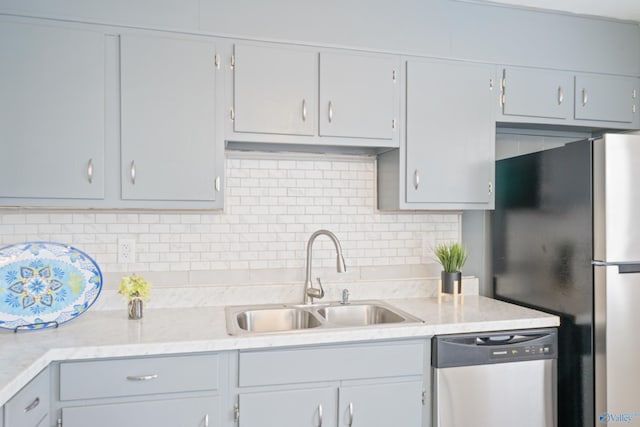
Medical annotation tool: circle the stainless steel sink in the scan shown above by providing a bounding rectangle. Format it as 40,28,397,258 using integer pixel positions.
316,303,406,326
225,300,422,335
234,306,322,333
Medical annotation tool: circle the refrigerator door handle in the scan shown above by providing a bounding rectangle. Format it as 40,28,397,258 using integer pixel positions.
592,261,640,273
618,264,640,274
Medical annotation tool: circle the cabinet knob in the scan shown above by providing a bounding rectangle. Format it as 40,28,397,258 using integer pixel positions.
87,158,94,184
557,86,564,105
328,101,333,123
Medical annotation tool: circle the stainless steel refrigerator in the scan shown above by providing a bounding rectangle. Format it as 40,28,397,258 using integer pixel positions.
492,133,640,427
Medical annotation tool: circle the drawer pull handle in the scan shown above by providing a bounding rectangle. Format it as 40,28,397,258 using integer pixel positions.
318,404,323,427
557,86,564,105
130,160,136,185
204,413,209,427
87,158,94,184
126,374,159,381
24,397,40,413
302,99,307,122
348,402,354,426
328,101,333,123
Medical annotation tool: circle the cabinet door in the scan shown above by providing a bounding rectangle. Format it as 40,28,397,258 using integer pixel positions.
406,59,495,207
319,52,398,140
239,387,337,427
121,33,218,202
0,21,104,199
4,368,49,427
233,43,316,136
501,67,572,120
574,74,638,123
61,396,219,427
339,381,423,427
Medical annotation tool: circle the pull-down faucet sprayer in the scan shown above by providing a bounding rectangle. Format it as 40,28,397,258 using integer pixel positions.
303,229,346,304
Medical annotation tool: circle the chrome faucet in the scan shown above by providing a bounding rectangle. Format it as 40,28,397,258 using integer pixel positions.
304,229,346,304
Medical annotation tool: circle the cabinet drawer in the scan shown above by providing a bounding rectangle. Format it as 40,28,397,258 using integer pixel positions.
60,354,219,401
61,396,219,427
5,368,49,427
239,340,425,387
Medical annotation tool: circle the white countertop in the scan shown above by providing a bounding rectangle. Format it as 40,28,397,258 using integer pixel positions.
0,295,558,406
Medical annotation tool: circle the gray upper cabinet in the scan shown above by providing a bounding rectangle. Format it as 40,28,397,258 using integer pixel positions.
574,73,639,124
378,58,496,210
229,42,400,148
499,66,572,121
319,51,397,140
0,20,105,201
498,66,640,129
233,43,316,136
120,32,221,203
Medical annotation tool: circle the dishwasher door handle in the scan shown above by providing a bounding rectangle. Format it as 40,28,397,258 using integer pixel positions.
475,334,546,346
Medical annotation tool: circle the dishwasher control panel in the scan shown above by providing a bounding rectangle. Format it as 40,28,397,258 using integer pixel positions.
490,343,553,360
432,328,557,368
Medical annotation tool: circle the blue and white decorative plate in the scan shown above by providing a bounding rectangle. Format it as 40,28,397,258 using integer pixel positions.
0,242,102,331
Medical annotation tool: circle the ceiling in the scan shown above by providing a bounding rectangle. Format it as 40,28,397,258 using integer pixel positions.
488,0,640,23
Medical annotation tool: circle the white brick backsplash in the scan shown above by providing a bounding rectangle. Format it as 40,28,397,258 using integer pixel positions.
0,153,461,298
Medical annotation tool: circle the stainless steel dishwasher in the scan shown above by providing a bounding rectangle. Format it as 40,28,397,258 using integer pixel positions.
432,328,557,427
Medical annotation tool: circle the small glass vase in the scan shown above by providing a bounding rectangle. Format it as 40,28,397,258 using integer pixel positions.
441,271,462,294
128,298,143,319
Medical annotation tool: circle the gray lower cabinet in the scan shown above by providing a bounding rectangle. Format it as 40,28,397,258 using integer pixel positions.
229,41,400,147
236,339,428,427
0,19,105,201
61,397,218,427
55,353,225,427
4,367,49,427
338,381,423,427
120,31,222,204
378,58,496,210
239,387,337,427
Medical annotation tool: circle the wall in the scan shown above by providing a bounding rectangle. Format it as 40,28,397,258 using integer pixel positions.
0,151,462,308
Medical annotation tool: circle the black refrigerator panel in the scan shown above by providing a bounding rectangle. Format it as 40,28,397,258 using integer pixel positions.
492,140,594,427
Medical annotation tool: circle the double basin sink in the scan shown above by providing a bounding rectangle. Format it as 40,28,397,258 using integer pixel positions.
225,300,423,335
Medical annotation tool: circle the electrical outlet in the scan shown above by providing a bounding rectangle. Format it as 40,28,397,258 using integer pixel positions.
118,239,136,264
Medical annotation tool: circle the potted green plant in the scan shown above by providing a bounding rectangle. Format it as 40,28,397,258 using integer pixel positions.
434,242,468,294
118,274,152,319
